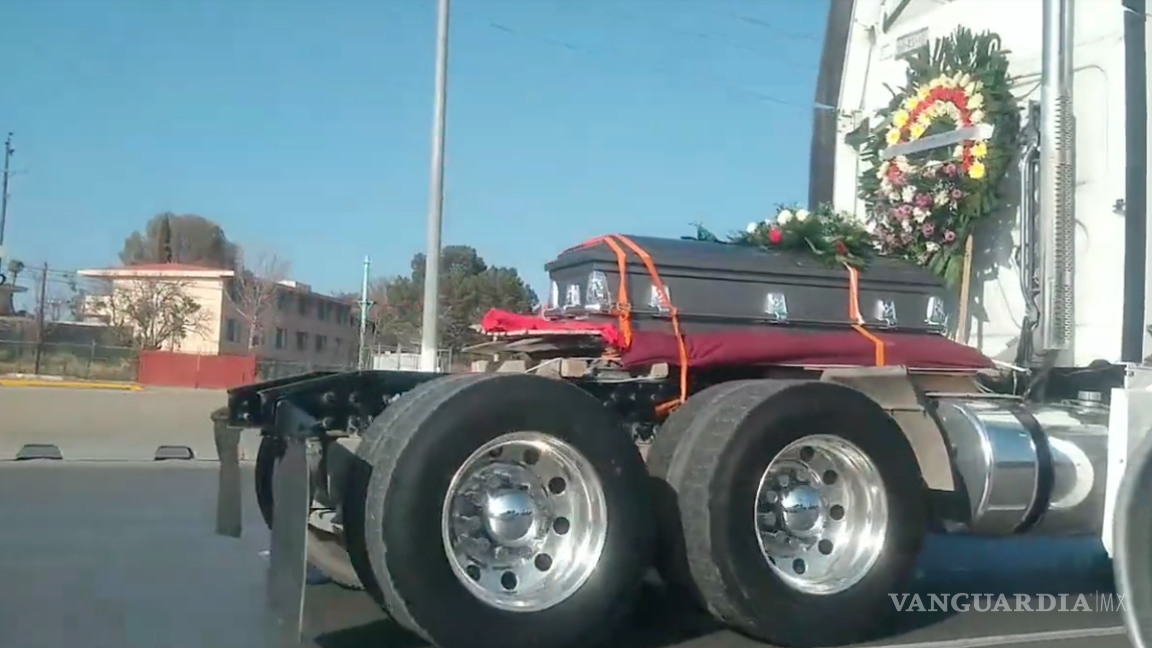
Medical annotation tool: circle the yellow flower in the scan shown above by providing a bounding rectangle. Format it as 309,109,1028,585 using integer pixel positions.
909,122,927,140
968,161,986,179
971,141,988,158
903,96,919,111
916,112,932,126
892,110,910,128
885,129,902,145
917,87,931,101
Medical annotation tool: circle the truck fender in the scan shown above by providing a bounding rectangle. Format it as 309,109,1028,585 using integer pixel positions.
820,366,956,491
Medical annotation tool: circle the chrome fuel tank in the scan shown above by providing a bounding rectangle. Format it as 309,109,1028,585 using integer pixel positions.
933,397,1108,537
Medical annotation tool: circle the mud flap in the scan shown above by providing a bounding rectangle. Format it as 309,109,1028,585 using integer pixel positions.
265,400,315,646
213,408,243,538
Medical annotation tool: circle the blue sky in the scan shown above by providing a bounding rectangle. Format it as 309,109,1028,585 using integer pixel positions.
0,0,828,297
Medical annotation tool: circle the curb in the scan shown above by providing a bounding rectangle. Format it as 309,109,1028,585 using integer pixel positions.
0,379,143,391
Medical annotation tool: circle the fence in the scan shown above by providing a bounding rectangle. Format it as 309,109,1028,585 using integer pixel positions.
137,350,256,389
0,339,139,381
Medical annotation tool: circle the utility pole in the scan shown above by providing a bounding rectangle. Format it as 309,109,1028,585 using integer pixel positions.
32,262,48,375
0,133,14,277
358,256,371,370
419,0,450,373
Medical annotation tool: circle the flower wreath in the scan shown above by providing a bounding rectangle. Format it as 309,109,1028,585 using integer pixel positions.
858,27,1020,286
691,204,874,268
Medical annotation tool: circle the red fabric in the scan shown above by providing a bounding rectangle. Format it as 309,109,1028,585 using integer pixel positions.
480,309,624,348
479,309,994,371
621,329,994,371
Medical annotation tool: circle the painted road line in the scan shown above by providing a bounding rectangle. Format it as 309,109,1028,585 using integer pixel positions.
875,626,1128,648
0,379,142,391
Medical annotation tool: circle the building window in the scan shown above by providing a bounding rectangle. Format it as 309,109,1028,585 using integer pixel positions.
225,318,240,343
298,297,310,317
275,327,287,350
296,331,309,352
276,292,290,312
317,301,330,321
315,334,328,353
336,306,349,326
252,332,263,348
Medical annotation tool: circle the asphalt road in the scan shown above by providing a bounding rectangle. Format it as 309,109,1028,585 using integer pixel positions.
0,461,1134,648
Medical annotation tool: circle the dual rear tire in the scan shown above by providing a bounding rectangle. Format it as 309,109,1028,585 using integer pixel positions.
270,374,926,648
649,379,927,647
344,373,655,648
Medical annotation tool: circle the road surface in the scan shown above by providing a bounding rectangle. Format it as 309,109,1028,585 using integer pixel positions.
0,387,1136,648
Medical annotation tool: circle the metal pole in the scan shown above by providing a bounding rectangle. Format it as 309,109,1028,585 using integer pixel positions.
32,263,48,375
419,0,450,373
0,133,13,275
358,256,371,370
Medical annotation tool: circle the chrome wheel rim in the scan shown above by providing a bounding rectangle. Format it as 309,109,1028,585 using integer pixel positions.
754,434,889,595
441,431,608,612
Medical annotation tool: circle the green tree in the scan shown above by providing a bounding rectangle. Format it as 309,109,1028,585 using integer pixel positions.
119,212,240,269
367,246,537,350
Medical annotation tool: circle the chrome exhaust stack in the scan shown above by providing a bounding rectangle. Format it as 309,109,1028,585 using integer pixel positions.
1036,0,1077,364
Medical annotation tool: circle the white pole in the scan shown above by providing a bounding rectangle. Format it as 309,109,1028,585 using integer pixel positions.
419,0,451,373
358,256,371,370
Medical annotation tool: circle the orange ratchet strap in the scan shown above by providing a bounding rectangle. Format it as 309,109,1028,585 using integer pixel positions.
844,264,887,366
577,234,690,413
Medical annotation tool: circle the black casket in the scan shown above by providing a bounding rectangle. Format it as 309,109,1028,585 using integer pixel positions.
543,235,950,335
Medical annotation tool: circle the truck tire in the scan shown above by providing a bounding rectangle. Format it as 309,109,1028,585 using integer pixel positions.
342,373,484,601
652,379,926,647
254,435,363,589
646,380,761,597
358,373,655,648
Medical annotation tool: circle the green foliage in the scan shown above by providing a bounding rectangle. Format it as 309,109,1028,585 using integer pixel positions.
367,246,538,350
119,212,240,269
690,204,875,269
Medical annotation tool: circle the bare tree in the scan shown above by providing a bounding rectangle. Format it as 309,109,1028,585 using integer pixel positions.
227,250,291,349
92,279,210,350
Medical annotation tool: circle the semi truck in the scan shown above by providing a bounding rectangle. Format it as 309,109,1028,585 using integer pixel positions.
212,0,1152,647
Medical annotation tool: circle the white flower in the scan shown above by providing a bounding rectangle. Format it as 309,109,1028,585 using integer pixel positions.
926,241,941,252
912,207,929,222
934,191,949,206
901,186,915,203
970,109,986,123
746,221,759,233
776,210,794,225
795,209,810,222
968,93,984,109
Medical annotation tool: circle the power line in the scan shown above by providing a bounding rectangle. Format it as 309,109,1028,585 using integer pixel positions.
577,6,820,71
488,22,828,112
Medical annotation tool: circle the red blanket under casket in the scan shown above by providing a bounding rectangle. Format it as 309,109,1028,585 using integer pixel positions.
479,309,994,371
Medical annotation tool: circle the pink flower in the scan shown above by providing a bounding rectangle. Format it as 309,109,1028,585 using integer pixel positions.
896,204,913,219
951,188,963,200
943,163,957,177
921,223,935,237
915,193,931,208
943,229,956,242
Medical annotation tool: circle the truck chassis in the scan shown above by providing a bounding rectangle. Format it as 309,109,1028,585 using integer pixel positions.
213,357,1145,648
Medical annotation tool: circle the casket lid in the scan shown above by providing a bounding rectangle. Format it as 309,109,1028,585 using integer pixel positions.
547,235,942,289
